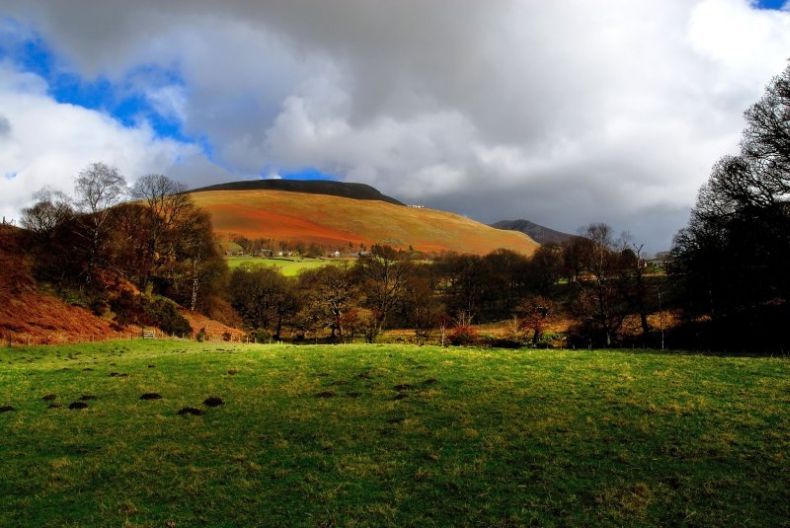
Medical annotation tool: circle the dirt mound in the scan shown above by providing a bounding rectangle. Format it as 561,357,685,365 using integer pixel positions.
203,396,224,407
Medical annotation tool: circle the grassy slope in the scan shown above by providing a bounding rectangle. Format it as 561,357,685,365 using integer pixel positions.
190,190,539,255
1,342,787,527
226,256,347,276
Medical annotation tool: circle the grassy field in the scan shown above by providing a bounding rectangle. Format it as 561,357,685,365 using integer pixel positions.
0,342,787,527
190,189,539,255
225,256,346,276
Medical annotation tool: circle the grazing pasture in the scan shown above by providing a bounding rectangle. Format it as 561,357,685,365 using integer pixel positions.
0,342,787,527
225,256,344,276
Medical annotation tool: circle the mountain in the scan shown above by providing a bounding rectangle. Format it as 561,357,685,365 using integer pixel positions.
190,179,404,206
187,182,539,255
491,219,576,245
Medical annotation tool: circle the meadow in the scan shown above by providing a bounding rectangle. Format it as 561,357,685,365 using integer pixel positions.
225,256,344,276
0,341,787,527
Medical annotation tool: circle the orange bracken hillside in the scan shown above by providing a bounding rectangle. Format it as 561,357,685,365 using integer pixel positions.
189,190,539,255
0,225,241,345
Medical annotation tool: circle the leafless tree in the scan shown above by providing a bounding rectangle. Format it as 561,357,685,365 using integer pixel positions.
21,188,73,233
355,245,409,339
131,174,191,287
73,163,127,284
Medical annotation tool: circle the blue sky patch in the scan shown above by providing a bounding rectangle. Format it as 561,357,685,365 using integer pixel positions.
276,167,337,181
755,0,786,9
1,19,198,146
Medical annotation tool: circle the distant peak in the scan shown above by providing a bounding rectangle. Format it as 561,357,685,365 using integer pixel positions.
491,219,576,245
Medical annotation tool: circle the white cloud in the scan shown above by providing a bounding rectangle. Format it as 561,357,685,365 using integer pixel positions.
1,0,789,249
0,62,223,221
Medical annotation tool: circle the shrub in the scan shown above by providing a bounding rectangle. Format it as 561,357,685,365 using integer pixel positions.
141,295,192,337
486,337,523,349
250,328,272,343
222,331,232,342
196,327,207,342
110,290,144,326
448,325,479,346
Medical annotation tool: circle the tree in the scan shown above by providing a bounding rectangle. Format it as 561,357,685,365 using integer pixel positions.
617,236,651,344
166,207,227,312
561,235,592,283
570,223,629,347
297,266,357,340
435,253,486,322
354,245,409,339
229,267,296,338
517,295,557,346
73,163,127,285
131,174,190,288
528,243,564,296
21,189,73,234
402,267,445,344
671,63,790,352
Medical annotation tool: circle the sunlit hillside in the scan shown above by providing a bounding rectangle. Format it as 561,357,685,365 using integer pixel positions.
189,189,539,255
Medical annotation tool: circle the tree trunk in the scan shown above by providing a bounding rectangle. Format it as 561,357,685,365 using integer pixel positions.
190,257,200,311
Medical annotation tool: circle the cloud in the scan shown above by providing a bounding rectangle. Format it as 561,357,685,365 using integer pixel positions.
0,114,10,137
1,0,789,249
0,62,228,221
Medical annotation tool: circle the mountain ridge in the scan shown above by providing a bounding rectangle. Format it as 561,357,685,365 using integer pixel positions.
190,179,404,206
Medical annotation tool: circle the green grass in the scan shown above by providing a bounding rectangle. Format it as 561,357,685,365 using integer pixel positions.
225,256,347,276
0,342,787,527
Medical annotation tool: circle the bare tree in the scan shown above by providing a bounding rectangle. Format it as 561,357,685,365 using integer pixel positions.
131,174,190,287
73,163,127,284
355,245,409,339
618,233,651,343
21,188,73,234
573,223,628,347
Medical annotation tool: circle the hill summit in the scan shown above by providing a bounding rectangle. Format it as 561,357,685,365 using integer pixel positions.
190,179,404,206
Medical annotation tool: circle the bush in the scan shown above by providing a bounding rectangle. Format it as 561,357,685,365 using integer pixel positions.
448,325,479,346
486,337,523,349
110,290,144,326
141,295,192,337
249,328,272,343
196,327,207,342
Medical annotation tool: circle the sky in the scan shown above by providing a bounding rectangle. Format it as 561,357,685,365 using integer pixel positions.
0,1,788,251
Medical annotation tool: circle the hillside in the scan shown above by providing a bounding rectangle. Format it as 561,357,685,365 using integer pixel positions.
190,179,404,205
189,188,539,255
492,218,576,245
0,224,240,345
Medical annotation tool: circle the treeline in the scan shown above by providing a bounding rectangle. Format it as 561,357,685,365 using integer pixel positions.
20,167,231,336
228,234,662,348
228,235,365,258
670,64,789,353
